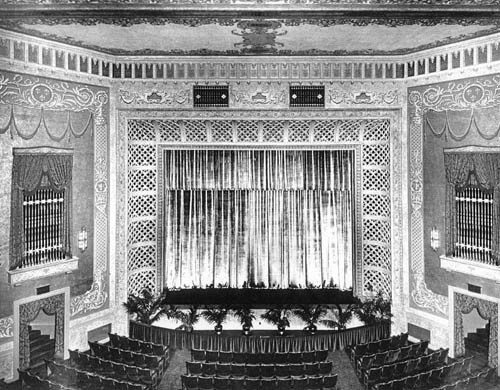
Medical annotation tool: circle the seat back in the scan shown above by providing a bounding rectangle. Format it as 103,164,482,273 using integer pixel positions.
191,348,206,362
186,360,202,375
315,349,328,362
322,374,338,390
319,360,333,375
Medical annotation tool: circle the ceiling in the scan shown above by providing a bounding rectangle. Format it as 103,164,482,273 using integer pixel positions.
2,2,500,56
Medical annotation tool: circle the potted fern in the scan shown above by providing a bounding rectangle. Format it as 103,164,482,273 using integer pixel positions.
355,291,392,326
174,305,201,333
202,305,230,335
232,305,256,336
320,303,357,331
293,304,327,335
261,305,292,336
123,288,168,325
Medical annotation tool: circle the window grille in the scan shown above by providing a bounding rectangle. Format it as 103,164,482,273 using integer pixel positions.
22,186,67,268
454,185,494,264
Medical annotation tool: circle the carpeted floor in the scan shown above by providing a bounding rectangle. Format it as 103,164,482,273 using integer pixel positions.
157,349,364,390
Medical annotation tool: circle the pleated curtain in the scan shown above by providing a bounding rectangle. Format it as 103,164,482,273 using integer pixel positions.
163,149,353,290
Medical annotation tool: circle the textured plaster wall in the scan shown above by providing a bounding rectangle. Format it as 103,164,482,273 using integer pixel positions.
0,75,96,319
422,109,500,298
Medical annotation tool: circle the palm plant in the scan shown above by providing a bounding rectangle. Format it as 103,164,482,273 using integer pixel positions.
232,305,256,336
174,305,201,332
261,305,293,336
355,291,392,326
292,304,327,334
202,305,230,334
123,288,167,325
320,303,357,331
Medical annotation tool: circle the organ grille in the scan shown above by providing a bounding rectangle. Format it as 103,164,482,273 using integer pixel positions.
22,187,66,268
454,185,493,264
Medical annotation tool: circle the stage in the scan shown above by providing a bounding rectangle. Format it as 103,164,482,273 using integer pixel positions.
162,288,355,305
130,321,389,352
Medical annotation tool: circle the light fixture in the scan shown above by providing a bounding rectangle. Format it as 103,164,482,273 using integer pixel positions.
78,227,88,252
430,227,440,251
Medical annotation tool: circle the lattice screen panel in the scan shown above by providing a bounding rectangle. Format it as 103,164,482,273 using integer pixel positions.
127,119,158,294
126,117,393,297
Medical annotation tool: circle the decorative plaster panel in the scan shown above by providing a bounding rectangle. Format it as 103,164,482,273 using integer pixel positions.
407,74,500,317
0,71,109,318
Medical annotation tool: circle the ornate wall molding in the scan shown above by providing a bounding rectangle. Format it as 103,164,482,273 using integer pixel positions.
0,317,13,339
0,71,109,318
329,83,400,106
406,75,500,317
117,109,402,302
115,80,401,110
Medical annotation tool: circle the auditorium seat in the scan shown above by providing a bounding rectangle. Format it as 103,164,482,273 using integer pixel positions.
288,352,302,364
275,352,288,365
192,348,206,362
230,377,245,390
292,376,308,388
304,362,320,376
219,351,233,364
261,378,276,390
289,363,305,377
230,363,245,378
246,363,261,377
319,361,333,375
302,351,315,363
182,374,198,390
215,363,231,377
315,350,328,362
233,352,246,364
206,351,219,363
246,377,260,390
198,376,214,390
187,361,203,376
306,375,323,390
276,377,293,390
275,364,290,378
202,362,217,376
246,352,260,365
214,377,231,390
261,364,275,378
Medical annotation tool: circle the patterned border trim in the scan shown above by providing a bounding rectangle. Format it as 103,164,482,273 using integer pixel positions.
117,109,402,302
0,71,109,319
2,0,500,4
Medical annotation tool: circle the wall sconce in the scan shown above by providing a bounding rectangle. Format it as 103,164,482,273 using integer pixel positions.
430,227,440,251
78,227,88,252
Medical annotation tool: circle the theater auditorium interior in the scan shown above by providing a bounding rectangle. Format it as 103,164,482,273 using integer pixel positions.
1,1,500,389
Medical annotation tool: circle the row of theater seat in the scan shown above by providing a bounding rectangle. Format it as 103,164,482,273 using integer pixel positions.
45,360,148,390
363,349,449,387
68,350,159,387
191,349,328,364
347,333,408,362
88,341,168,372
181,373,338,390
18,367,145,390
109,333,168,357
187,360,333,378
356,340,429,374
373,357,473,390
429,367,495,390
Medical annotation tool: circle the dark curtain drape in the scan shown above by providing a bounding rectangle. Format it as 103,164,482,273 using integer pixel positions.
130,321,389,352
163,149,354,289
10,152,73,270
454,292,498,368
19,294,65,370
443,152,500,263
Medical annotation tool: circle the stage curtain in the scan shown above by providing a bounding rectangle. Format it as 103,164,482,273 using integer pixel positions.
163,149,353,289
130,321,390,352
